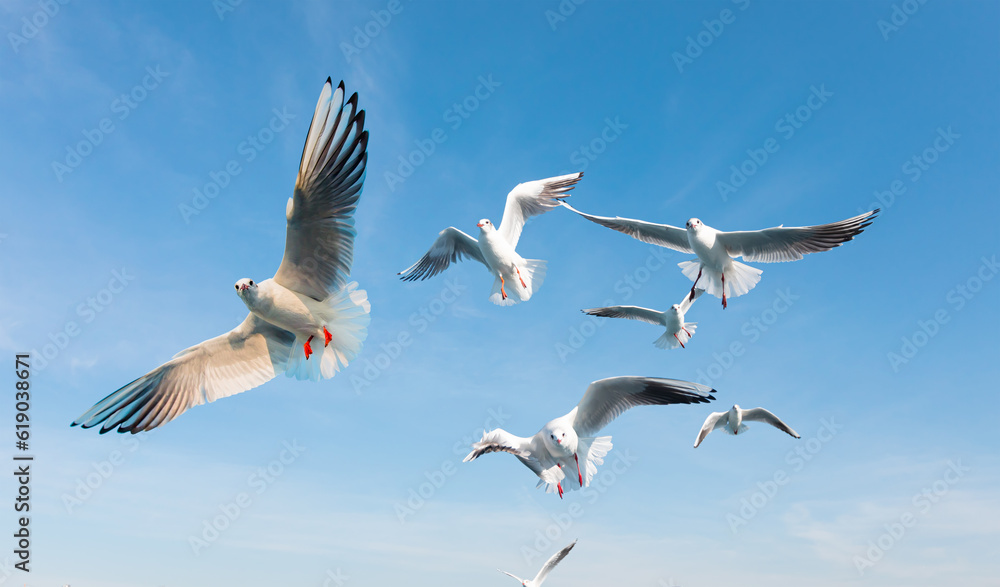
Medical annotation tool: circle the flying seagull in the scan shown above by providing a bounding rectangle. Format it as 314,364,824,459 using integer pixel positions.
694,404,800,448
398,173,583,305
561,202,878,308
73,79,371,434
464,377,715,497
582,288,703,350
499,540,577,587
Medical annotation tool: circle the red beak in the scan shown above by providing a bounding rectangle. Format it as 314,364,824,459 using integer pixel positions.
476,222,483,228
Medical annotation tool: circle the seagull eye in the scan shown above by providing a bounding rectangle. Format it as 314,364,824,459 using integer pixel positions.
235,285,239,290
249,280,254,286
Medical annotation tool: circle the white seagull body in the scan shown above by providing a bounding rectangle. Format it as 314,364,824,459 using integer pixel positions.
561,202,878,308
694,404,800,448
464,377,715,498
73,79,372,434
583,288,703,350
398,173,583,306
500,540,577,587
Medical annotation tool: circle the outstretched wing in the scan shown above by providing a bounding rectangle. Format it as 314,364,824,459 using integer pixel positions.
463,429,544,479
571,376,715,438
273,79,368,301
498,172,583,248
581,306,665,326
743,407,800,438
397,227,487,281
716,209,878,263
533,540,577,586
693,411,728,448
679,287,704,312
560,202,691,253
72,316,296,434
498,570,525,584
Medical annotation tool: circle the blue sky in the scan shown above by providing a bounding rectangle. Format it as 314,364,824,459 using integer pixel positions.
1,0,998,585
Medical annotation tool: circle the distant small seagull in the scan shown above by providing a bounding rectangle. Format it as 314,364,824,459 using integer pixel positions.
500,540,577,587
464,377,715,498
693,404,800,448
398,173,583,305
73,79,372,434
583,288,703,350
561,203,878,308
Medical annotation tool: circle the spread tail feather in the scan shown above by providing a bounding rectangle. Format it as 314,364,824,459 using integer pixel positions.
489,259,547,306
679,260,761,300
654,322,698,350
285,282,371,381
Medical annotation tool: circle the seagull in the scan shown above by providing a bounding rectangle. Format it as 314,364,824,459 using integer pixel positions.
72,79,372,434
693,404,800,448
582,288,703,350
464,377,715,498
499,540,577,587
561,203,878,308
397,173,583,305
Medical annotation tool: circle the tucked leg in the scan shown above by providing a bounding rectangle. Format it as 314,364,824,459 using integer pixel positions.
323,326,333,347
574,454,583,486
690,266,703,298
721,273,727,309
674,333,685,349
304,335,314,360
515,266,527,289
499,274,507,300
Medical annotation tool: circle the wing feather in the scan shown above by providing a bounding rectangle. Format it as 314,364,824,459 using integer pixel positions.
571,376,715,438
693,411,728,448
717,209,878,263
742,407,800,438
533,540,577,585
273,79,369,300
560,202,691,252
72,315,295,434
581,306,665,326
498,172,583,248
397,227,487,281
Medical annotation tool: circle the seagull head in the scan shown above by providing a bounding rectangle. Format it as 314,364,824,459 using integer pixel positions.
686,218,703,231
476,218,495,232
234,278,258,296
547,428,570,449
670,303,682,314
